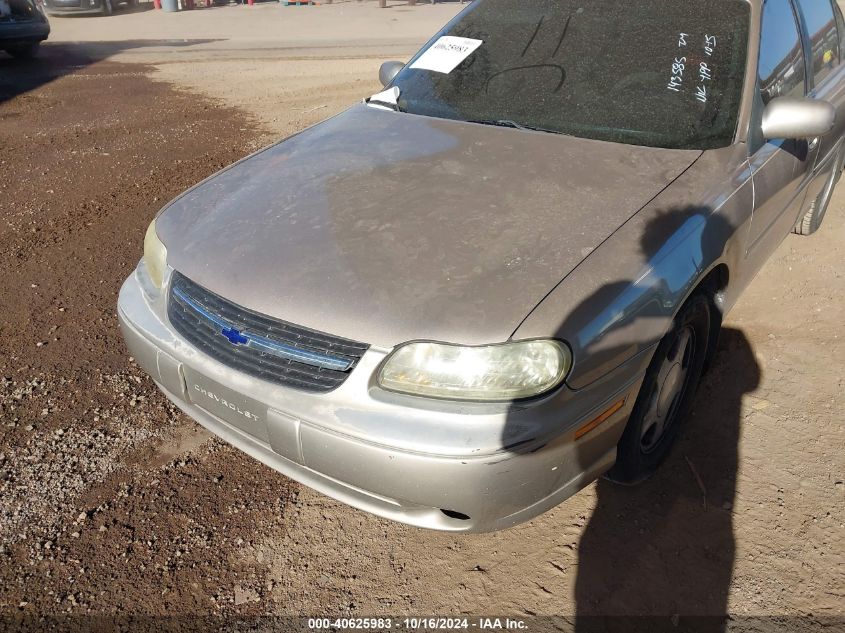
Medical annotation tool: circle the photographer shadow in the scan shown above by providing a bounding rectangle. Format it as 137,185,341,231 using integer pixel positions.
499,203,761,631
573,327,760,632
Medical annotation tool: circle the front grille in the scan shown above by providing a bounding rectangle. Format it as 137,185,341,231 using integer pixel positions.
168,272,369,393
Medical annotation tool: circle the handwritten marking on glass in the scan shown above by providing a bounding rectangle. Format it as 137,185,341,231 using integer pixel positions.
697,36,717,104
667,56,687,92
668,32,719,104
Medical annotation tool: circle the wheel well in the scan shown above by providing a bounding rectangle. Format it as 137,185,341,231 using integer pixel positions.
692,264,729,370
698,264,729,310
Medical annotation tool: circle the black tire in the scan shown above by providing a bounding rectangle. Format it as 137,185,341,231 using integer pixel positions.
6,43,40,59
793,148,843,236
606,293,712,485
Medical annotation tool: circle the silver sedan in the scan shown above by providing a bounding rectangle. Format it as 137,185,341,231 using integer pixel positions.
119,0,845,532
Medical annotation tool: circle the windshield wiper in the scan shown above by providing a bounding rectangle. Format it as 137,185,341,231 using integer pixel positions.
467,119,563,135
469,118,526,129
369,100,405,113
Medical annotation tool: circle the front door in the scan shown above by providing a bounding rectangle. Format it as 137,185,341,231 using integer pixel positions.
747,0,818,257
791,0,845,215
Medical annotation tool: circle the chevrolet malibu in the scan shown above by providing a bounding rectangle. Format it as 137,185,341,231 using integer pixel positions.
119,0,845,532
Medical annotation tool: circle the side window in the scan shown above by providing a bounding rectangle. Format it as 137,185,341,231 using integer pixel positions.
758,0,806,104
795,0,839,87
831,0,845,67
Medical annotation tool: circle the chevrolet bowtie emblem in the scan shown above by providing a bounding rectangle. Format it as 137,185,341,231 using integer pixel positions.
221,326,249,346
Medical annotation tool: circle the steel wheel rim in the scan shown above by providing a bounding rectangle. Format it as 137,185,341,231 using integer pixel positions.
640,325,695,454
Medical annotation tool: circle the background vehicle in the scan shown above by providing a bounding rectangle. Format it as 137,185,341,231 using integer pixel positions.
0,0,49,58
119,0,845,532
43,0,137,17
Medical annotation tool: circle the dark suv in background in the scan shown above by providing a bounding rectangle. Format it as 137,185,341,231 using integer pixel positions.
0,0,49,58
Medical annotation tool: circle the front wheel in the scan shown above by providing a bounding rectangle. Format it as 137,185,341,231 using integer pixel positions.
6,43,40,59
606,293,712,485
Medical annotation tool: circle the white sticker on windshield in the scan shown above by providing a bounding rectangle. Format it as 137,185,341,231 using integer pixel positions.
410,36,483,74
367,86,401,110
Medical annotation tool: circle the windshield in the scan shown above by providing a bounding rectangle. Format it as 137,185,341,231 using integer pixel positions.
390,0,750,150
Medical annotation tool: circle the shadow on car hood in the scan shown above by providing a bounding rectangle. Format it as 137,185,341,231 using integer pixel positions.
157,104,701,348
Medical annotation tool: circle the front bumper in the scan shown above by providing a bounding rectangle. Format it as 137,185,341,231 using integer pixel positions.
118,265,645,532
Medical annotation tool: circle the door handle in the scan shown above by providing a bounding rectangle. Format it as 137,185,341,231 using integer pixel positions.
809,137,819,151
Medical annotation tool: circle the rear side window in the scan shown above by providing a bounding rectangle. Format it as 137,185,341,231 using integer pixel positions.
835,0,845,61
758,0,806,104
795,0,840,87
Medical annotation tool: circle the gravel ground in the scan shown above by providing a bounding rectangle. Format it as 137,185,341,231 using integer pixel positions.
0,55,295,620
0,8,843,630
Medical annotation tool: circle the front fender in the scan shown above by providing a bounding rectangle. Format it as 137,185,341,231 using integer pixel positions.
512,145,754,390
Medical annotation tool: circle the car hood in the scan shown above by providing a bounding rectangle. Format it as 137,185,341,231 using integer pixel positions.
157,104,701,348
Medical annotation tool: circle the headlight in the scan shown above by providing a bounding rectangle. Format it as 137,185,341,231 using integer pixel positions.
377,340,571,402
143,219,167,289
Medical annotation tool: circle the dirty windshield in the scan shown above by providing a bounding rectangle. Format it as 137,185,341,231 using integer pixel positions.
390,0,750,149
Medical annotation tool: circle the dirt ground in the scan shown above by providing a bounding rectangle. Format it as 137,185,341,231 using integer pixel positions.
0,3,843,629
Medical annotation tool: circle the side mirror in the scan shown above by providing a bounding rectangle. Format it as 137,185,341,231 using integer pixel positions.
379,61,405,87
761,96,836,140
